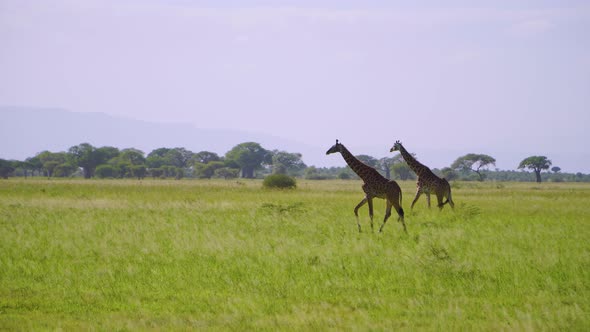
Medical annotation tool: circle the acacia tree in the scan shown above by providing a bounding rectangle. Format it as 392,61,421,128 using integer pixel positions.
146,148,170,169
166,147,194,168
146,147,193,169
14,160,33,178
37,151,69,177
271,151,306,175
107,148,146,178
118,148,146,165
193,151,221,164
225,142,271,178
518,156,552,183
391,162,415,180
376,156,397,179
25,156,43,176
68,143,118,178
355,155,378,168
378,156,402,179
194,161,225,178
451,153,496,181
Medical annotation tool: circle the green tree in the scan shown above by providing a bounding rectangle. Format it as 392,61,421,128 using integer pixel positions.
271,151,306,175
0,159,15,179
225,142,271,178
107,149,145,178
38,151,68,178
54,163,77,177
146,148,170,168
165,148,193,168
97,146,120,162
25,156,43,176
440,167,458,181
355,155,378,168
194,161,225,179
95,165,116,178
68,143,117,178
114,162,133,178
451,153,496,181
15,160,33,178
150,167,164,179
146,147,193,169
175,167,184,180
193,151,221,164
518,156,552,183
131,165,147,180
304,166,325,180
43,161,59,178
391,162,415,180
338,172,351,180
377,156,401,179
119,148,146,165
551,166,561,173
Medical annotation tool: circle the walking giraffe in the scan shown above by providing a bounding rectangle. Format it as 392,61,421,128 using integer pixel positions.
326,140,406,233
390,140,454,210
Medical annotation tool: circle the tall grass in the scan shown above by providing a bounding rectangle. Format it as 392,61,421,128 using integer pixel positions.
1,179,589,330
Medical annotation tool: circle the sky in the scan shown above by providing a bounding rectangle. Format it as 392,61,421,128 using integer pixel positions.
1,0,589,172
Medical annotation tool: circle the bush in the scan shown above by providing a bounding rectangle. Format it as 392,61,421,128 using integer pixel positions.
263,174,297,189
214,167,239,179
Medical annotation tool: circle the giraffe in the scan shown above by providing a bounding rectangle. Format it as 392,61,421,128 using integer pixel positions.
390,140,454,210
326,140,406,233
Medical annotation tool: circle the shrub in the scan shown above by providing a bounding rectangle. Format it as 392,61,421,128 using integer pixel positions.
262,174,297,189
214,167,239,179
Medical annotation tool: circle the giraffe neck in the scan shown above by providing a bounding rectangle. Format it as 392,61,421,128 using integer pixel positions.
399,144,430,176
339,145,377,182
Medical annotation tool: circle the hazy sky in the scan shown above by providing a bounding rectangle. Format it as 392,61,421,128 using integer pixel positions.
1,1,589,171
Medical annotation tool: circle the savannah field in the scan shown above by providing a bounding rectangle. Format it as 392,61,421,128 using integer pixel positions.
0,178,589,330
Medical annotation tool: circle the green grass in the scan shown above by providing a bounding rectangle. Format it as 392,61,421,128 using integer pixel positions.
1,179,589,330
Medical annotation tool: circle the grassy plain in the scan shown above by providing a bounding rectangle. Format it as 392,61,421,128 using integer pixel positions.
0,178,589,330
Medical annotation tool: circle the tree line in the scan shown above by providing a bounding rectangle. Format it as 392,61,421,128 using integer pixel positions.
0,142,588,182
0,142,305,180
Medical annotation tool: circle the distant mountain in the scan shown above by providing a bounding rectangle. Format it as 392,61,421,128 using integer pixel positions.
0,106,327,166
2,106,588,173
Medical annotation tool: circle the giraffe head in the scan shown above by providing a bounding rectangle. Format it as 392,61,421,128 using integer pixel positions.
326,139,343,155
390,140,402,152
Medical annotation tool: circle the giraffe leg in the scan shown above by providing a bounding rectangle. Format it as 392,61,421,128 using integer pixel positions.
367,197,374,232
398,207,407,234
437,193,445,211
378,201,392,233
354,198,368,232
426,193,431,208
386,198,406,233
410,191,422,210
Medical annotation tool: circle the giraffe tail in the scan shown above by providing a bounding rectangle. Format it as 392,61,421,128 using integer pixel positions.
442,178,455,208
399,187,405,216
